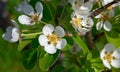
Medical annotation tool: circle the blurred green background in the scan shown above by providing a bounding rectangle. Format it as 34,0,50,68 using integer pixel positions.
0,0,40,72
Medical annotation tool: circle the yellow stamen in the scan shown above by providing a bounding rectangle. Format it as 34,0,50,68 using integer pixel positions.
47,33,60,45
73,18,82,28
30,13,40,23
104,51,114,63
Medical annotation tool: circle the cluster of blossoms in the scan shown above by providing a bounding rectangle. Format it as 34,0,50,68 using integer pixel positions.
69,0,94,35
2,1,66,54
2,0,120,70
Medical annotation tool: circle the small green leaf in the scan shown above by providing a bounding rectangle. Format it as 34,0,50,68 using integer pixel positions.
18,35,36,51
39,51,60,71
22,48,37,69
72,33,88,55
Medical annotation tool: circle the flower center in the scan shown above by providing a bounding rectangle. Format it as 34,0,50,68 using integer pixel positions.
104,51,114,63
30,13,40,23
73,18,82,28
47,33,60,45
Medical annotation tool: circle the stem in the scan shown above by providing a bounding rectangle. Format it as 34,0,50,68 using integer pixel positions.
90,0,120,18
86,31,96,50
40,20,48,24
21,32,42,36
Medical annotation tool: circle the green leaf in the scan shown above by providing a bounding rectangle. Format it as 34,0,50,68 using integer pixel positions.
72,33,88,55
22,48,37,69
18,35,36,51
105,32,120,48
39,51,60,71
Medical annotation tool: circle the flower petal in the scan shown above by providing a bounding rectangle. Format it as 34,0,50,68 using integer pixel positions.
44,44,57,54
112,48,120,59
11,19,19,29
18,15,35,25
96,21,103,30
103,59,111,69
15,1,34,15
2,26,13,42
10,28,19,42
38,35,48,46
42,24,54,35
56,39,67,49
103,21,112,31
111,59,120,68
55,26,65,37
78,28,90,35
81,17,94,28
35,2,43,14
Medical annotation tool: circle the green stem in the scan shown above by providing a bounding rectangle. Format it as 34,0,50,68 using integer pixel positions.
21,32,42,36
40,20,48,24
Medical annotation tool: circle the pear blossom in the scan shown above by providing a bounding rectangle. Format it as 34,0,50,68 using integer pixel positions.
95,13,112,31
2,20,20,42
38,24,67,54
70,12,94,35
100,43,120,69
69,0,93,16
17,1,43,25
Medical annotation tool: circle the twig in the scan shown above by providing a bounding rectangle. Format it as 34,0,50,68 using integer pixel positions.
90,0,120,18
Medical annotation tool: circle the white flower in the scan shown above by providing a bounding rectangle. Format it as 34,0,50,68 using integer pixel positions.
17,1,43,25
2,20,20,42
38,24,67,54
69,0,93,16
70,12,94,35
96,13,112,31
100,43,120,69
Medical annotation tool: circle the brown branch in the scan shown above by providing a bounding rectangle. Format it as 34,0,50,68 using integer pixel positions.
90,0,120,18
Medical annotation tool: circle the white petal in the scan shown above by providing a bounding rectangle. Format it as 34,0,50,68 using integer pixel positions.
96,21,103,30
103,60,111,69
100,43,115,59
15,1,34,15
81,1,93,11
81,17,94,28
111,59,120,68
78,28,90,35
38,13,43,21
95,14,102,18
103,21,112,31
42,24,54,35
11,19,19,29
10,28,19,42
18,15,35,25
38,35,48,46
112,48,120,59
56,39,67,49
22,2,34,15
35,2,43,14
2,26,13,42
55,26,65,37
104,43,115,52
44,44,57,54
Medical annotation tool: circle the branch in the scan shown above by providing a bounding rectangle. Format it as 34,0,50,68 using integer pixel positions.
90,0,120,18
